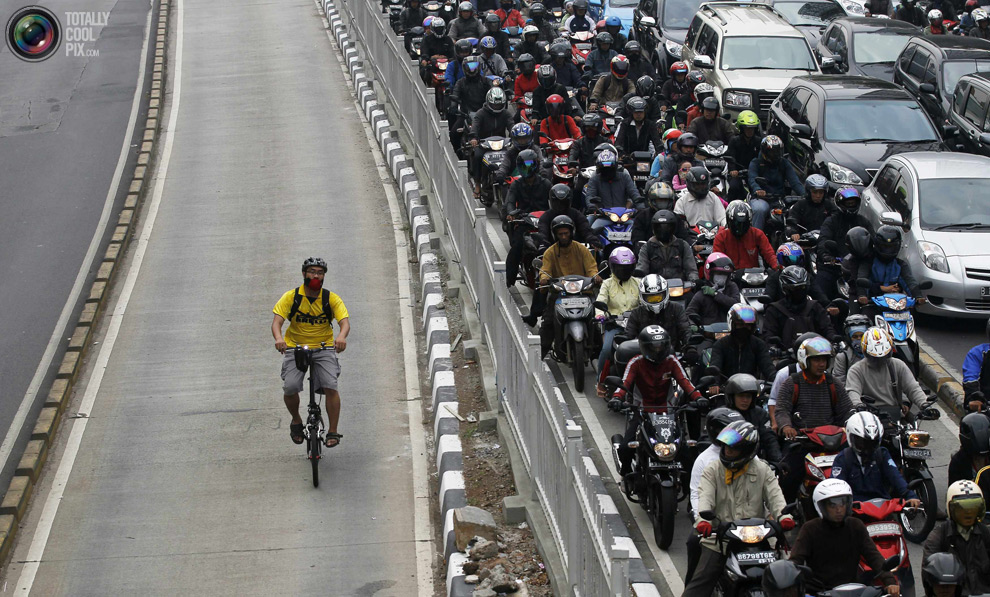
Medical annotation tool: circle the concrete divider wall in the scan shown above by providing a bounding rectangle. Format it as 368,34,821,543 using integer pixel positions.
316,1,662,596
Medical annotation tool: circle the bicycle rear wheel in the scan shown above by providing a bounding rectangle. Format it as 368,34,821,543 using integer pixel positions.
308,429,321,488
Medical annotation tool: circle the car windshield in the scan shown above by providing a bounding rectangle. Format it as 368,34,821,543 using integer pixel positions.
823,99,938,142
662,0,704,29
943,60,990,97
610,0,637,6
774,1,845,26
852,31,912,65
919,178,990,229
720,37,817,70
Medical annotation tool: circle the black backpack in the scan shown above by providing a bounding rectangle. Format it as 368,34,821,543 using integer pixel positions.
286,288,334,325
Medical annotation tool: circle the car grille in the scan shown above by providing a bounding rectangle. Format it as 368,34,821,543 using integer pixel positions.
965,298,990,311
758,92,778,115
966,268,990,282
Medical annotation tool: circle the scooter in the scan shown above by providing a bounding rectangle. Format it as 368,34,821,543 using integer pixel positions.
478,136,509,207
785,424,847,524
509,209,547,289
856,279,934,380
387,0,405,32
693,220,721,276
851,498,914,593
737,267,771,316
544,273,602,392
694,509,790,596
540,134,578,185
594,206,636,259
567,30,594,68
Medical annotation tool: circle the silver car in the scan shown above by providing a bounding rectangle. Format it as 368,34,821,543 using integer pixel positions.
860,152,990,318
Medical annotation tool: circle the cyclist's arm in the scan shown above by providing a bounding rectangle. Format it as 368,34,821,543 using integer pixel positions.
272,314,287,353
335,317,350,353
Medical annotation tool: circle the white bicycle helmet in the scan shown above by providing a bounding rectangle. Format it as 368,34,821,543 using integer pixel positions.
862,326,893,359
845,411,883,457
639,274,669,314
813,478,853,521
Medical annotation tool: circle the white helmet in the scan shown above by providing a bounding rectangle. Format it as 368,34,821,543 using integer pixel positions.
639,274,669,314
928,8,943,19
975,8,990,21
813,478,853,521
523,24,540,36
845,411,883,457
861,326,893,359
947,479,985,527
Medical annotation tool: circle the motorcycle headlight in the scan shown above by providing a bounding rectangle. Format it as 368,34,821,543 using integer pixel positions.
723,90,752,109
907,430,929,448
742,272,767,285
730,525,769,544
557,140,573,151
885,296,907,310
489,139,504,150
653,442,677,461
620,212,631,222
563,280,583,294
664,40,682,58
669,286,684,298
918,241,949,273
827,162,863,185
438,61,448,71
609,212,620,222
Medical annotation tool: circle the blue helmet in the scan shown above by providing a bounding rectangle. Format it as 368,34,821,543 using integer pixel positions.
510,122,534,148
480,35,497,49
776,242,804,267
605,15,621,27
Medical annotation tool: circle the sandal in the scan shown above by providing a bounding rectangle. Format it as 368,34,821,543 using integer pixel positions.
289,422,305,445
325,432,343,448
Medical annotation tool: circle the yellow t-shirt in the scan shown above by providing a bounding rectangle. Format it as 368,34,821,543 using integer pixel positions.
273,286,349,348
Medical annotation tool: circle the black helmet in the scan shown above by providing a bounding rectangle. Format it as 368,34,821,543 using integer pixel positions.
706,407,744,444
581,112,603,133
684,166,710,199
573,0,588,10
726,200,752,236
485,12,501,29
458,0,474,14
635,74,654,98
960,412,990,459
625,40,642,58
627,95,648,115
530,2,547,19
652,210,678,243
596,31,613,47
551,214,575,240
538,64,557,89
516,149,540,179
780,265,810,302
550,42,570,61
922,553,965,592
874,225,902,263
835,187,861,216
646,181,675,212
302,257,328,272
549,183,572,209
701,96,719,112
501,0,514,8
455,37,473,56
761,135,783,162
762,560,808,597
717,420,760,472
686,70,705,86
725,373,760,404
638,325,672,363
463,55,482,77
845,226,872,260
517,53,536,75
677,132,699,150
596,149,619,180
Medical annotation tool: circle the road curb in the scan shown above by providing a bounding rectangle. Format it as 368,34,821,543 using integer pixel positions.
318,4,470,594
920,348,967,418
0,0,171,569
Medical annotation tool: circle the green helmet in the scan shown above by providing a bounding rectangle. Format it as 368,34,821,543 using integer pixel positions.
736,110,760,128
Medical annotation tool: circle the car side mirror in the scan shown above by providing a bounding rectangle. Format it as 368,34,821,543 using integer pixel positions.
692,55,714,69
879,211,904,227
640,16,656,28
919,82,936,95
820,56,836,71
790,124,814,139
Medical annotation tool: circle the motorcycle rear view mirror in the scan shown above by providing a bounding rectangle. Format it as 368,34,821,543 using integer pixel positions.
593,301,609,311
697,375,717,389
698,509,716,521
705,365,721,378
532,257,543,270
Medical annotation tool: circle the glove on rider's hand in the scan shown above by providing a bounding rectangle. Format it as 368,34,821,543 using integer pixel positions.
696,521,713,538
607,398,624,412
779,515,795,531
702,285,717,297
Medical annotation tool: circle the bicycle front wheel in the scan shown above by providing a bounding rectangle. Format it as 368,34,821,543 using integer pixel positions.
309,432,321,488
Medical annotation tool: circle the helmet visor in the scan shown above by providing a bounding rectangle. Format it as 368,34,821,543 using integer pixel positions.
643,292,667,304
850,433,879,455
820,496,851,523
950,496,985,526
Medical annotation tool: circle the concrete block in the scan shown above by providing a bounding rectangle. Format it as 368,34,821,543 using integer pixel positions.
0,476,32,519
31,407,60,442
16,440,48,481
96,260,115,282
57,351,80,380
67,325,92,351
502,495,526,525
463,339,481,361
78,302,98,325
477,410,497,433
453,505,497,551
0,515,16,564
88,280,107,303
46,379,70,411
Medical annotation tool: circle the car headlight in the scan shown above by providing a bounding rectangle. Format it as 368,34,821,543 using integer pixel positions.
843,0,865,14
723,90,752,109
653,442,677,460
919,241,949,273
827,162,863,185
665,40,682,58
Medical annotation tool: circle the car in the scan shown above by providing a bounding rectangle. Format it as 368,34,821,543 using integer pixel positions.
766,75,946,189
948,72,990,156
894,35,990,126
815,17,920,81
680,1,825,119
859,152,990,318
632,0,708,76
603,0,636,38
767,0,849,46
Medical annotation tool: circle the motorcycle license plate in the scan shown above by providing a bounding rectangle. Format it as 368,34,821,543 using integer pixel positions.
604,118,615,127
736,551,776,564
867,522,901,537
903,448,931,459
813,454,835,468
741,288,766,296
485,151,505,160
885,311,910,321
608,230,632,241
558,297,589,308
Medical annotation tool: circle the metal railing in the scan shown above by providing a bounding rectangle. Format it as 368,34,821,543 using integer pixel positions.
327,1,650,594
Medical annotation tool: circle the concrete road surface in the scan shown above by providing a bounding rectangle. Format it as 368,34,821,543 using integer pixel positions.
2,0,427,594
0,0,151,492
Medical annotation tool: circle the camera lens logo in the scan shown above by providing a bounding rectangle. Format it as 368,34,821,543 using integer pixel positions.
6,6,61,62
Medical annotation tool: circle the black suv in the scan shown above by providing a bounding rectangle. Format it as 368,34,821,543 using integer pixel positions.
632,0,707,76
893,35,990,125
766,75,944,189
815,17,919,82
948,72,990,156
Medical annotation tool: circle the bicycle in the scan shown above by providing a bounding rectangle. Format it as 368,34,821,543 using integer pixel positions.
291,343,335,487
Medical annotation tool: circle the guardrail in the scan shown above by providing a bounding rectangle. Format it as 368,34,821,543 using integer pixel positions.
320,0,662,595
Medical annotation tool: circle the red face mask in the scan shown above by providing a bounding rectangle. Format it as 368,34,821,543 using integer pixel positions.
306,276,323,290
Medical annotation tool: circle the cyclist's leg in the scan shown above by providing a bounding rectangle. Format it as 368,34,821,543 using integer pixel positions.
324,389,341,446
313,350,344,446
280,352,306,442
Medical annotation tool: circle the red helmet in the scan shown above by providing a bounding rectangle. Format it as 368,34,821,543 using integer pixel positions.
967,0,979,10
547,94,565,117
669,61,688,76
596,19,607,30
610,55,630,79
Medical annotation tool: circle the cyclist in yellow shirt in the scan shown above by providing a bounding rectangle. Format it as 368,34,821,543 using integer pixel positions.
272,257,350,447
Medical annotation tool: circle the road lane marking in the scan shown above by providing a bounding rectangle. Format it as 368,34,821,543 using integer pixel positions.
0,0,155,479
13,0,184,591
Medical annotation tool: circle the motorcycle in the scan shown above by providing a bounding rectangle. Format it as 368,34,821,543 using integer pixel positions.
540,134,578,185
509,209,547,288
502,25,523,61
698,140,731,200
427,56,450,115
626,150,655,192
737,267,771,316
856,279,934,380
478,136,509,207
693,219,721,277
515,91,534,123
546,273,601,392
850,498,914,592
598,102,622,141
567,30,594,69
785,424,847,524
593,206,636,259
387,0,405,33
694,509,791,596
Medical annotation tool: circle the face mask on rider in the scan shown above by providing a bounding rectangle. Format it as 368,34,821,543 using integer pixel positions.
731,326,753,343
712,273,728,289
305,275,323,291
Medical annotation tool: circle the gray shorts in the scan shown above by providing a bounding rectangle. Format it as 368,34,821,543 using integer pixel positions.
280,349,341,396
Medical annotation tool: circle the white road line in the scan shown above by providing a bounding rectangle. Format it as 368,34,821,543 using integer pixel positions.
13,0,184,591
320,12,436,594
0,0,154,477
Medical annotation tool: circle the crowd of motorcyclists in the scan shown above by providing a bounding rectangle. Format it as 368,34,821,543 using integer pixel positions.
385,0,990,594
